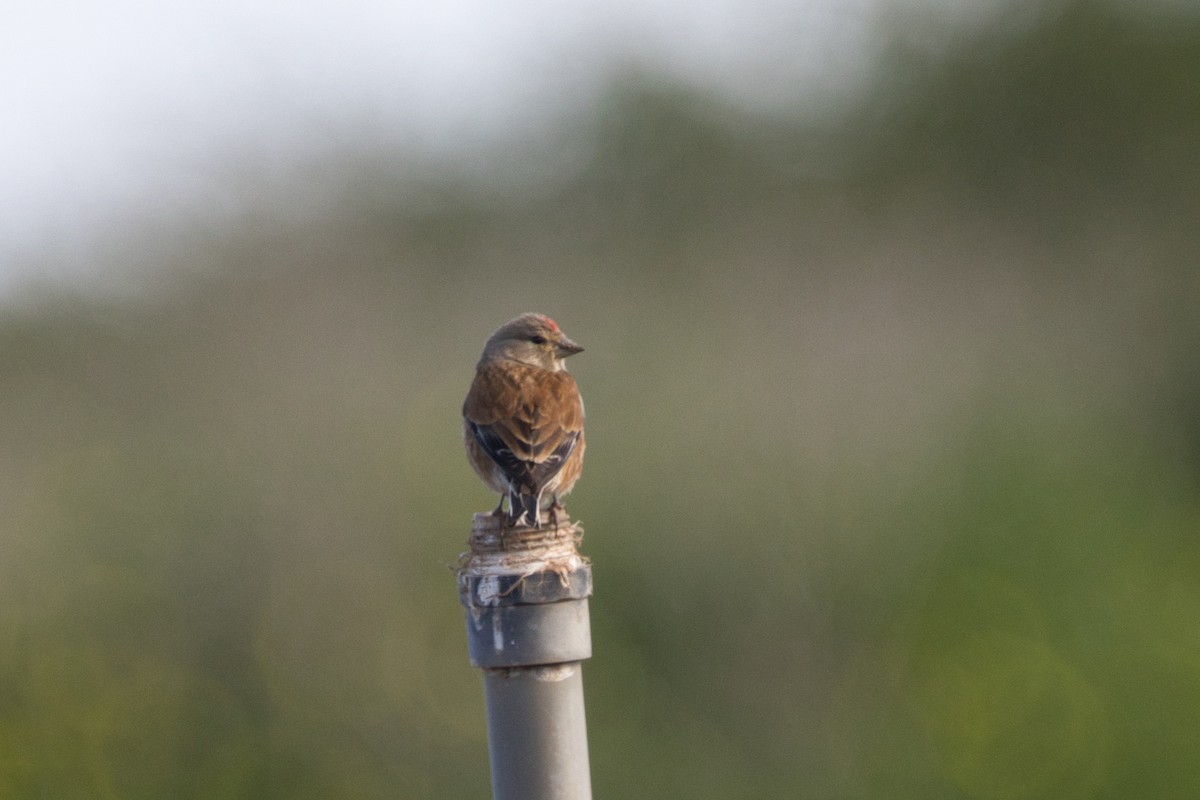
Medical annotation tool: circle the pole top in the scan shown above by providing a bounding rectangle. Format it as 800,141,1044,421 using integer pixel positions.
458,509,593,667
458,510,590,608
465,510,583,556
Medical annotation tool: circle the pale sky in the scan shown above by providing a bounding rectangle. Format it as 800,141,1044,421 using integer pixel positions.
0,0,1005,293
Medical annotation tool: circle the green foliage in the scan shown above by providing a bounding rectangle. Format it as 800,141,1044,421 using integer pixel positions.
2,1,1199,796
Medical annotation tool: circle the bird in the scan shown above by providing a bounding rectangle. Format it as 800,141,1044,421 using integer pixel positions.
463,313,586,528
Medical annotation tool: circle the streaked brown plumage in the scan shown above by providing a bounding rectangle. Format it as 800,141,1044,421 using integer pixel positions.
463,313,586,527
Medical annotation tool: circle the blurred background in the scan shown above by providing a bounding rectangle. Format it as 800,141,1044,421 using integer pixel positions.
3,0,1200,796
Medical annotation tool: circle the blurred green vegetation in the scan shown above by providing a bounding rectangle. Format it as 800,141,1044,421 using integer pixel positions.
3,1,1200,796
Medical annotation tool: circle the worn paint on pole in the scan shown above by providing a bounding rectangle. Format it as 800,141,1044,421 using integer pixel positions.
458,511,593,800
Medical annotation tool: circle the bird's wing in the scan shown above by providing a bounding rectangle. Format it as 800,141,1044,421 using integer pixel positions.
463,362,583,492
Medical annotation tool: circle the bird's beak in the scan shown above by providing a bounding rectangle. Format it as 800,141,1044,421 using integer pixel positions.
556,337,584,358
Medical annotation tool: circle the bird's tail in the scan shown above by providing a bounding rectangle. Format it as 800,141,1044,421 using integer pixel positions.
506,488,543,528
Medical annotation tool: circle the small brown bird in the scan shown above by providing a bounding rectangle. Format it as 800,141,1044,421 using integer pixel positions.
463,313,586,528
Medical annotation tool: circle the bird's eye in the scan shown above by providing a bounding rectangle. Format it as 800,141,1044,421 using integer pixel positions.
530,335,547,345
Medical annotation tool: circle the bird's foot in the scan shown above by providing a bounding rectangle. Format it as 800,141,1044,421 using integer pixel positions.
547,497,567,529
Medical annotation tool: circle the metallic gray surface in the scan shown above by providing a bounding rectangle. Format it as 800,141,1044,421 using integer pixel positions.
482,663,592,800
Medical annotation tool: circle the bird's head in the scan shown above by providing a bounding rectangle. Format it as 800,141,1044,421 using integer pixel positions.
482,313,584,371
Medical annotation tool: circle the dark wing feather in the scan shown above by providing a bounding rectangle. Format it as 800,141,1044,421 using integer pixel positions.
467,419,579,492
527,431,579,489
467,419,533,484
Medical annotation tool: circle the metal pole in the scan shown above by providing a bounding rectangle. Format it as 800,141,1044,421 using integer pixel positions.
458,511,594,800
